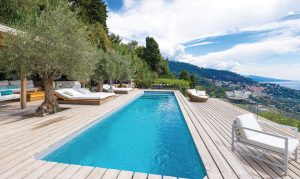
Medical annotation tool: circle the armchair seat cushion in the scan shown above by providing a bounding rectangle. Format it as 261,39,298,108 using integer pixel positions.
239,133,299,154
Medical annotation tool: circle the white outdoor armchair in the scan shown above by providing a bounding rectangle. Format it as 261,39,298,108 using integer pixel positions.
232,113,299,176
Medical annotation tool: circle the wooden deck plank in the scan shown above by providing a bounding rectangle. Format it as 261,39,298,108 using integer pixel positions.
23,162,57,179
71,166,94,179
54,164,81,179
39,163,69,178
2,160,46,178
133,172,148,179
86,167,107,179
148,174,162,179
163,176,177,179
102,169,120,179
117,170,134,179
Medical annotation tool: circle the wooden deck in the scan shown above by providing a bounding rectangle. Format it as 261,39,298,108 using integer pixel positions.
0,89,299,178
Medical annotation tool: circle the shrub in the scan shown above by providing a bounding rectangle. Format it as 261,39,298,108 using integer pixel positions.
260,111,300,130
153,78,189,94
195,85,205,91
135,79,154,88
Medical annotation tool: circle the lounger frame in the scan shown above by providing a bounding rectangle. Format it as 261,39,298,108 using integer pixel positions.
103,88,131,94
54,92,115,105
232,120,298,176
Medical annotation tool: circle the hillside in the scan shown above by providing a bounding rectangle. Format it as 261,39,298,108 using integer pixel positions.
246,75,290,82
168,61,255,84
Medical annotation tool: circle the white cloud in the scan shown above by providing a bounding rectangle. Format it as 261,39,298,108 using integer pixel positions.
108,0,300,52
184,41,215,48
179,36,300,79
107,0,300,80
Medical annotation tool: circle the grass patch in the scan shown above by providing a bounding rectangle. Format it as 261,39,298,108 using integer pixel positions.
260,111,300,130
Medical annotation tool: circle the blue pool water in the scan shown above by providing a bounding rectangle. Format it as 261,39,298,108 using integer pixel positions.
43,92,206,179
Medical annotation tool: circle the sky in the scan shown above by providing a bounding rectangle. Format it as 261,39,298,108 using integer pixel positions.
105,0,300,81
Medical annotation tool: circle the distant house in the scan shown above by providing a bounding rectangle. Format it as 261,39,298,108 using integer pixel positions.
225,90,252,102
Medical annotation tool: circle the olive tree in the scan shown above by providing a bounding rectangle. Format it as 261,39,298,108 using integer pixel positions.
116,54,132,87
0,2,98,116
91,51,115,92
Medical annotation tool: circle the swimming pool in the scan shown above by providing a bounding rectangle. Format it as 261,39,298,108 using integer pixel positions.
42,91,206,179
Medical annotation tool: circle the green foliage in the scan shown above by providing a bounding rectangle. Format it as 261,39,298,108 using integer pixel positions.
179,70,190,81
135,72,157,88
86,22,111,51
0,1,98,81
190,73,197,88
109,33,122,45
179,70,197,88
91,51,112,83
134,61,157,88
195,77,227,97
113,52,133,82
260,111,300,130
0,0,58,25
143,37,162,72
195,85,206,91
69,0,108,32
154,78,190,93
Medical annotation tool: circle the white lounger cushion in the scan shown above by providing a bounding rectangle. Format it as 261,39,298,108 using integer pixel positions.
55,89,115,100
103,84,132,91
188,89,208,98
239,134,299,153
62,89,83,96
236,113,262,138
76,88,92,94
114,87,133,91
187,89,197,95
197,91,206,96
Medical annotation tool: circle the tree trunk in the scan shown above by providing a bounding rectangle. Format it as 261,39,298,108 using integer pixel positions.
81,81,86,88
109,79,113,93
120,81,124,87
97,81,103,92
20,66,27,109
35,77,60,117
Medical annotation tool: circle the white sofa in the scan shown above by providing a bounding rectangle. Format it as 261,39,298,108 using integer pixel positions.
0,80,37,93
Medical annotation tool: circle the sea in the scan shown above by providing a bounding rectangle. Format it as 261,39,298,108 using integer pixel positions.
272,81,300,90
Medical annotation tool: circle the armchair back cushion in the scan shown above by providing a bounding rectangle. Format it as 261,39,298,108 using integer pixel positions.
236,113,263,139
0,80,9,87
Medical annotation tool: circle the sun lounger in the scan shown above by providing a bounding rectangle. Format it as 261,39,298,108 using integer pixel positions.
54,88,115,105
232,113,299,176
103,84,133,94
187,89,209,102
